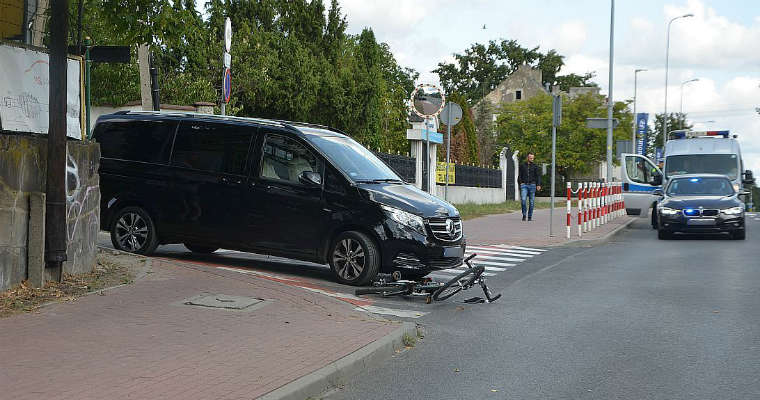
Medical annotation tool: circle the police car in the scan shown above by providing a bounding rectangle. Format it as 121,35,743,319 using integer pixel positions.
654,174,745,240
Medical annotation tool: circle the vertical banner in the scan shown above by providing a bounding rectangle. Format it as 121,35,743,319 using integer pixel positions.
635,112,649,155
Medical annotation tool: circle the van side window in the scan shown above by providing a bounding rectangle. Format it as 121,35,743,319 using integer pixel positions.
260,134,320,184
324,167,348,195
95,119,176,163
172,122,252,175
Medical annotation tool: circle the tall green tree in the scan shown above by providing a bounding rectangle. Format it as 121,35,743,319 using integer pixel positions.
433,39,598,105
496,92,632,175
647,112,692,158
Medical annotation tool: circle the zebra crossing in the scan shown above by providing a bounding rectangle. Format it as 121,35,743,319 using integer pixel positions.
428,244,547,281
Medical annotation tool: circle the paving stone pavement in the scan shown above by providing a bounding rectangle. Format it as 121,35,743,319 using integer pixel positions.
463,207,634,247
0,258,399,400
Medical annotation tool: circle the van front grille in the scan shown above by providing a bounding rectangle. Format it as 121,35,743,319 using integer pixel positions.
426,217,463,242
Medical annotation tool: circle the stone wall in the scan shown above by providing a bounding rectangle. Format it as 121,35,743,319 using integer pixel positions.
0,133,100,291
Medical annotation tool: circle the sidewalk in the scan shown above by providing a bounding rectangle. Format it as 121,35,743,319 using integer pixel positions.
0,255,404,400
464,206,634,247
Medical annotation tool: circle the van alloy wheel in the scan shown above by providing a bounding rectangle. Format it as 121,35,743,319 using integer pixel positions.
115,212,149,252
333,238,365,280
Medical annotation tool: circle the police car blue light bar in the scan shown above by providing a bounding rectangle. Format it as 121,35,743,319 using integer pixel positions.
672,130,730,139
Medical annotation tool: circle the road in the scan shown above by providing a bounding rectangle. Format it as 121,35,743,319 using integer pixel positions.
324,217,760,400
98,215,760,399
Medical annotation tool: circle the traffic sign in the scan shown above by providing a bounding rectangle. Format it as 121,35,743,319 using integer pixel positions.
223,68,231,103
224,18,232,52
224,52,231,68
440,102,463,126
586,118,619,129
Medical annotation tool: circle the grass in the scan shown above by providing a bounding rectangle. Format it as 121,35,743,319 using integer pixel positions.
455,200,555,220
0,255,135,318
402,332,417,347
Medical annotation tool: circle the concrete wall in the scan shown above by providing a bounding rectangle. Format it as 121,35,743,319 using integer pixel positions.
435,186,504,205
0,133,100,291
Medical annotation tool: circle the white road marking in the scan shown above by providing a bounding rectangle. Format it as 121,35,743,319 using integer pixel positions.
463,248,533,258
493,245,547,253
465,253,526,263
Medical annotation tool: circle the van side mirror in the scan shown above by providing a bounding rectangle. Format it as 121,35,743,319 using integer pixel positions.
298,171,322,186
743,170,755,185
653,188,664,197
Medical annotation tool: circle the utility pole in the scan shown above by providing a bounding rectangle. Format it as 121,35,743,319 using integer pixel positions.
606,0,615,184
632,69,647,153
138,44,152,111
45,0,70,280
663,13,694,151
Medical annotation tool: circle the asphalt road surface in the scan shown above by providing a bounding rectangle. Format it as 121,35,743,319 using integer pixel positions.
324,217,760,400
99,215,760,399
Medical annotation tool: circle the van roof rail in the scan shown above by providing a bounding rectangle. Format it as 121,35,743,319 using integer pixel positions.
122,110,285,127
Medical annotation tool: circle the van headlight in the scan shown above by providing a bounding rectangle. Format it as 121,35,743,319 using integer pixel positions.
659,207,679,215
381,205,426,235
722,206,744,215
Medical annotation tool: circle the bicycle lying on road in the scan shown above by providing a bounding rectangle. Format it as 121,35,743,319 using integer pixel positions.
355,254,501,303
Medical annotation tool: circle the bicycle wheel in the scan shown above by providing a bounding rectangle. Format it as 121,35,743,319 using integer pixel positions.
432,266,485,302
355,285,408,297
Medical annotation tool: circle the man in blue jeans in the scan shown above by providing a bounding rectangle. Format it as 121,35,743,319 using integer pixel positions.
518,152,542,221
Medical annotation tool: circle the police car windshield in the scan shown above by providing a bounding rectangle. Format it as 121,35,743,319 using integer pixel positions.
666,177,734,197
665,154,738,180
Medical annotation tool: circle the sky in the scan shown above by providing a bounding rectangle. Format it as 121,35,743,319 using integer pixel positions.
339,0,760,173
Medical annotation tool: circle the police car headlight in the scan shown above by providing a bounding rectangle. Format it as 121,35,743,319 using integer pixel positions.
381,205,426,235
660,207,679,215
722,206,744,215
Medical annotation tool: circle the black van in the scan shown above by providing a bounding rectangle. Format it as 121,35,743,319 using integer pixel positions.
93,111,465,285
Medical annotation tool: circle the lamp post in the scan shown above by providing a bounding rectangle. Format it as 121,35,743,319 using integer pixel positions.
679,78,699,128
606,0,615,184
663,13,694,150
632,68,647,153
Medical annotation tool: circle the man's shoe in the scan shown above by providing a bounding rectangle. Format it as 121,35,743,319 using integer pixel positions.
528,217,532,221
522,215,526,221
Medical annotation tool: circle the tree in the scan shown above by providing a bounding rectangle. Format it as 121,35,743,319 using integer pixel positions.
433,39,597,105
439,93,479,165
647,112,692,158
70,0,418,155
495,92,632,175
472,100,496,165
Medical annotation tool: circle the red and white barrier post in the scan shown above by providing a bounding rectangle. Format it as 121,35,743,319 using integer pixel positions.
583,182,589,232
566,182,571,239
577,183,583,238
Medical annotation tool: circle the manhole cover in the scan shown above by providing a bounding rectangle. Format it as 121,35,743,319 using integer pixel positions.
183,294,265,310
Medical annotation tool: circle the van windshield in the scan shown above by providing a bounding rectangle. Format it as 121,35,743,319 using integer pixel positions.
664,154,738,180
305,134,402,183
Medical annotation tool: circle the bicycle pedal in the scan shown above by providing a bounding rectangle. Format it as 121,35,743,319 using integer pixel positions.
463,297,485,304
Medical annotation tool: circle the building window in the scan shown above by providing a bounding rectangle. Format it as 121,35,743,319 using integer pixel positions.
515,90,522,100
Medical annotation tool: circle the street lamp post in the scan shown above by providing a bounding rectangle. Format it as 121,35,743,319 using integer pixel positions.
663,13,694,151
606,0,615,184
632,68,647,153
679,78,699,128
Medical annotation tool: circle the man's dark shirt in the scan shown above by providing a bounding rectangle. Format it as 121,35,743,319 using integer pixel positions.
518,162,541,185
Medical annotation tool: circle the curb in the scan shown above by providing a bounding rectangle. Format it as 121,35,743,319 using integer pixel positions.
557,217,636,248
258,322,418,400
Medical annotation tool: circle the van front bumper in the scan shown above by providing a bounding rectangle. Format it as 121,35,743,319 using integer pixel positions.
379,219,466,275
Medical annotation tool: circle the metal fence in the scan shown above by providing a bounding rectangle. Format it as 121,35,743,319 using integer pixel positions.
452,164,502,188
373,151,416,183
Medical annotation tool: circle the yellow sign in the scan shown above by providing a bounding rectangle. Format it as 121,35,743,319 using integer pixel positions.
1,0,24,39
436,162,455,184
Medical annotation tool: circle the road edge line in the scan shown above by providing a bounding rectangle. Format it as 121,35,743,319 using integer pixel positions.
257,322,417,400
558,217,636,248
